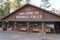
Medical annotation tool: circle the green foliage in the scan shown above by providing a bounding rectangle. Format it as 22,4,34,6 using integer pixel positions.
0,0,10,16
0,8,5,16
50,8,57,13
14,0,22,8
0,0,22,16
40,0,51,9
4,1,10,14
0,0,5,16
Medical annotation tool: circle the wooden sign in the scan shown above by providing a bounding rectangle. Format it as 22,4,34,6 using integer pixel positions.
16,11,42,18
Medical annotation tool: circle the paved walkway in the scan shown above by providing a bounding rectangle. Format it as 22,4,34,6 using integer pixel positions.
0,29,60,40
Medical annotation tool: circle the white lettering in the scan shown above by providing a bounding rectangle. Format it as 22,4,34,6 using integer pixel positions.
34,11,39,15
16,15,42,18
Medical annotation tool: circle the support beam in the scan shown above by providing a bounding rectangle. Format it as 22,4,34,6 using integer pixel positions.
2,22,4,29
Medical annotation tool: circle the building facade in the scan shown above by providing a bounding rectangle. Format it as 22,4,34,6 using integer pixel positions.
1,4,60,33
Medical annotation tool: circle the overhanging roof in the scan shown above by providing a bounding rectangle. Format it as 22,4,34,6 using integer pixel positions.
3,18,60,22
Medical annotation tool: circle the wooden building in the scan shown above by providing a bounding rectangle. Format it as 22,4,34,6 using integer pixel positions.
1,4,60,33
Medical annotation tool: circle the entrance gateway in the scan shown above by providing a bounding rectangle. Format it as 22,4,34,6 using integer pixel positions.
1,4,60,33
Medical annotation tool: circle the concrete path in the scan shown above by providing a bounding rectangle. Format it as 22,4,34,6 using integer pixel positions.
0,29,60,40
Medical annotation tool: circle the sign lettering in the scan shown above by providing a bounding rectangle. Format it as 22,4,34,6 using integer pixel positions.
16,11,42,18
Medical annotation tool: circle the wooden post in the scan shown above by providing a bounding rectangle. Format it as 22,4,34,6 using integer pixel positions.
2,21,4,30
15,22,17,30
27,22,30,32
42,23,46,34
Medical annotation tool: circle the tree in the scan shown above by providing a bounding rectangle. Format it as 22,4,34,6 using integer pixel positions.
4,1,10,15
0,0,5,16
26,0,30,3
0,0,3,8
50,8,57,13
14,0,22,8
57,10,60,15
1,0,12,16
0,8,5,16
9,2,17,10
40,0,51,9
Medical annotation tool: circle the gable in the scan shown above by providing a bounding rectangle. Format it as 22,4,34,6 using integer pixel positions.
2,4,60,21
44,12,60,19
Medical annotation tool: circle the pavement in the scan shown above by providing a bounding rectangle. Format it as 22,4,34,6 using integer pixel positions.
0,28,60,40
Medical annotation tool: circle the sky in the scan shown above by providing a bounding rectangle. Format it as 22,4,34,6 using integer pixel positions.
49,0,60,10
21,0,60,10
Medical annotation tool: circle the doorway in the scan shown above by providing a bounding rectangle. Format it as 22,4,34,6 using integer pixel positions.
55,22,60,33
